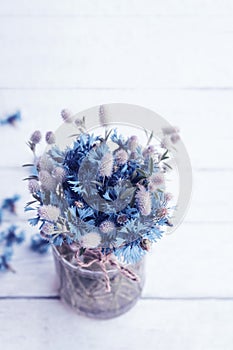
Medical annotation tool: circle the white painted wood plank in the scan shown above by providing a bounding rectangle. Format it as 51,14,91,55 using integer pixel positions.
0,0,233,16
1,222,232,297
0,17,232,88
0,299,233,350
0,89,233,168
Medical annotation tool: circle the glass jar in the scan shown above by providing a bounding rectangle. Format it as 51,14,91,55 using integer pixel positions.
53,245,145,319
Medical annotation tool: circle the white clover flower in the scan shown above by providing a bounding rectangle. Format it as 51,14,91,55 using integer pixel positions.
45,131,56,145
99,220,116,234
80,232,101,249
38,205,60,222
61,109,73,123
148,173,165,192
39,170,57,192
99,152,113,177
30,130,42,144
115,149,128,165
28,179,40,193
128,135,138,152
53,167,66,183
135,184,151,216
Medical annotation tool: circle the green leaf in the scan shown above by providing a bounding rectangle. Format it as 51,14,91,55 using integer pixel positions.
160,149,169,161
147,130,154,145
120,187,136,200
163,162,173,170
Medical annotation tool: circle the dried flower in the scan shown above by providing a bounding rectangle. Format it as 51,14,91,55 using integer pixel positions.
30,130,42,144
81,232,101,249
53,167,66,183
38,205,60,222
41,222,54,235
39,170,57,191
45,131,56,145
37,155,54,172
165,192,173,202
99,220,116,234
160,136,171,149
140,238,152,251
128,135,138,151
135,184,151,216
61,109,72,123
99,152,113,177
148,173,165,192
162,126,179,135
142,145,155,158
170,133,180,144
28,179,40,193
117,214,128,224
99,105,108,126
115,149,128,165
156,208,168,218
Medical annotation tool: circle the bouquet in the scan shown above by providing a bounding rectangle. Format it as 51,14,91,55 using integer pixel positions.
25,105,179,318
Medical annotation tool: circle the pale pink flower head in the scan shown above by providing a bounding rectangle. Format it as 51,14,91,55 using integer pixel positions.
45,131,56,145
28,179,40,194
30,130,42,144
115,149,128,165
142,145,155,158
53,167,66,183
135,184,151,216
61,109,73,123
99,152,113,177
39,170,57,192
148,173,165,192
128,135,138,152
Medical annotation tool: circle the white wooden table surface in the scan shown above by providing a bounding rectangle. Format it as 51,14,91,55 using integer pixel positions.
0,1,233,349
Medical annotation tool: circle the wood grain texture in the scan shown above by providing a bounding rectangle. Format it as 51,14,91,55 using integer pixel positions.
0,17,232,89
1,299,233,350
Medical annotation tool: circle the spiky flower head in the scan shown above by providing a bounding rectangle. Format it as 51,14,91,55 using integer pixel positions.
115,149,128,165
30,130,42,144
61,109,72,123
135,184,151,216
148,173,165,192
53,167,66,183
45,131,55,145
99,152,113,177
38,205,60,222
39,170,57,192
81,232,101,249
99,220,116,234
28,179,40,194
128,135,138,152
